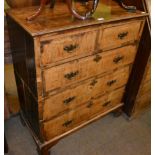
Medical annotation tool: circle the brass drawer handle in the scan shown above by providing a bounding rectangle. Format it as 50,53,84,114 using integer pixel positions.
113,56,124,63
90,79,98,86
63,96,76,105
62,120,73,127
102,101,111,107
64,44,78,53
64,71,79,80
118,32,128,40
107,80,117,86
93,55,102,62
87,101,93,108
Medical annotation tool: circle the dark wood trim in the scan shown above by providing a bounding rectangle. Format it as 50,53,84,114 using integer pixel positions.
6,15,43,140
123,21,151,116
123,0,151,116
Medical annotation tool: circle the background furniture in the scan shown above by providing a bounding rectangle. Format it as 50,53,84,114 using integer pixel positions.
4,0,20,115
123,0,151,117
6,0,148,154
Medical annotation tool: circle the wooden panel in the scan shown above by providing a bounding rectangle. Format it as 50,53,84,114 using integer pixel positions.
133,60,151,116
123,0,150,117
142,61,150,83
43,66,130,121
5,1,148,37
41,29,97,66
14,72,41,140
98,21,142,50
44,45,137,93
134,93,151,116
43,87,125,141
6,16,38,97
137,80,151,97
6,0,147,152
34,37,43,101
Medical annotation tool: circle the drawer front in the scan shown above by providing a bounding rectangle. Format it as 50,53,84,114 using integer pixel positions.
41,30,97,66
98,21,141,50
43,87,125,141
43,45,136,93
43,66,130,121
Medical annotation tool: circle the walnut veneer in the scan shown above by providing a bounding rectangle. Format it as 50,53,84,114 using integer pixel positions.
6,0,148,154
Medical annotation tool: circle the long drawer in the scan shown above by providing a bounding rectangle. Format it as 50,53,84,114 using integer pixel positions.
98,21,142,50
43,45,136,93
42,87,125,141
43,66,130,121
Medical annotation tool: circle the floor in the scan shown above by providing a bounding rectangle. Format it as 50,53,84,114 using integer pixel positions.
5,109,151,155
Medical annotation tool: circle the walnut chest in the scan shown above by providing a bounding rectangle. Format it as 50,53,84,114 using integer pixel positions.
6,1,148,154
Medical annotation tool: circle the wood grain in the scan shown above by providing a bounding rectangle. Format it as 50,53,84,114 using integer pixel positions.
43,87,125,141
6,1,147,153
5,0,148,36
42,66,130,121
41,29,97,65
43,45,137,93
98,21,142,50
123,0,150,117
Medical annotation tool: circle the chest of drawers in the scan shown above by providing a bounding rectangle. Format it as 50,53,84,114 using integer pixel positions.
6,0,148,154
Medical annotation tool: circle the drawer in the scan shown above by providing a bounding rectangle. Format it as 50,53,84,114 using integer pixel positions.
43,87,125,141
43,45,136,93
98,21,142,50
43,66,130,121
41,30,97,66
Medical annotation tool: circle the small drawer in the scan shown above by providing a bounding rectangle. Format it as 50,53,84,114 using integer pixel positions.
42,87,125,141
41,30,97,66
98,21,142,50
43,45,136,93
43,66,130,121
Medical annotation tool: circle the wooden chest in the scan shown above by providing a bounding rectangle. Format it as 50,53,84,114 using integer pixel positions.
6,0,148,154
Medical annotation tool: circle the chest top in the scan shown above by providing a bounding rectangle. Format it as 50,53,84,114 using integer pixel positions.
5,0,148,37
